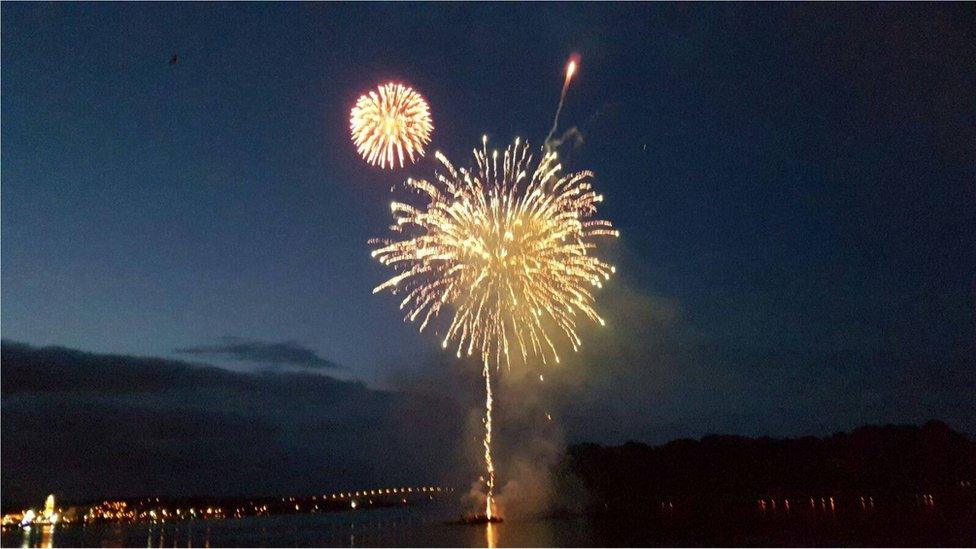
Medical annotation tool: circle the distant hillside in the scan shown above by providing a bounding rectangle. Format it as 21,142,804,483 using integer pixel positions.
1,341,465,511
563,422,976,513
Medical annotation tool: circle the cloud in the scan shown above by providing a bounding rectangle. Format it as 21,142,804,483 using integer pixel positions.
1,340,466,509
175,337,342,369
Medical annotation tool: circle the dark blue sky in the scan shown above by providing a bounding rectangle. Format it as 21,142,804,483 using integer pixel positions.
3,4,974,441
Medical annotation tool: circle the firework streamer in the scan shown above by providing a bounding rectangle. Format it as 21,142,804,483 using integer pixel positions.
544,56,579,150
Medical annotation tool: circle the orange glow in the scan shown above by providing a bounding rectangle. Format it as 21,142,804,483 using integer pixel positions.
565,55,579,83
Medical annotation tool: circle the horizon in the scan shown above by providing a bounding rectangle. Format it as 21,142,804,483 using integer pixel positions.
2,338,974,511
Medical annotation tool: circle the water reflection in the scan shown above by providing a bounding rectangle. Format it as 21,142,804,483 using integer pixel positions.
140,524,213,548
2,496,971,548
15,525,55,549
484,522,497,549
38,526,54,549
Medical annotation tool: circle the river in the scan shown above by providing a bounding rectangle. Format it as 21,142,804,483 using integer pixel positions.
3,497,973,547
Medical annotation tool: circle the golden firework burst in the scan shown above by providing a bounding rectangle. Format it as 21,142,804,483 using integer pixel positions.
371,136,618,368
350,83,433,169
371,136,617,519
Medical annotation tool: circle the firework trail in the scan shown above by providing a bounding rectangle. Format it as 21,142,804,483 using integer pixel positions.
544,55,579,149
350,83,433,169
482,358,495,517
370,136,617,518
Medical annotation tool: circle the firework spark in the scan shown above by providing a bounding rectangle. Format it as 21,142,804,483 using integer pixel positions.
370,136,618,517
350,83,433,169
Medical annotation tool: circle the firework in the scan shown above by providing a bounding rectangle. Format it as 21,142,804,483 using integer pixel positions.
370,136,618,516
372,136,617,366
545,55,580,148
350,83,433,169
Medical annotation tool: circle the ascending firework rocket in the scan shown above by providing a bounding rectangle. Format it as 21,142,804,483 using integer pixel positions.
545,54,580,148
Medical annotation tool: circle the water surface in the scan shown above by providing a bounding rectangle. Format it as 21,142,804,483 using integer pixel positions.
4,499,973,547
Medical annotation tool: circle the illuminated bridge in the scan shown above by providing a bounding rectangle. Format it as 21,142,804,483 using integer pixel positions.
76,485,456,525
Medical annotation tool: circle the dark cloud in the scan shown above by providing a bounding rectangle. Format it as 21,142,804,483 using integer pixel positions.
1,341,467,511
175,337,342,369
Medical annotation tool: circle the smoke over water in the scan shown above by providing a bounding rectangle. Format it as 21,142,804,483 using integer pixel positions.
459,361,584,518
454,271,686,517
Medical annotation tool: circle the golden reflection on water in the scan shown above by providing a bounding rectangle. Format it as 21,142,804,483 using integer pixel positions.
485,522,497,549
17,525,55,549
38,526,54,549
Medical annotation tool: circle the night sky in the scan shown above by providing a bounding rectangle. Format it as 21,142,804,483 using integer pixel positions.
3,2,974,450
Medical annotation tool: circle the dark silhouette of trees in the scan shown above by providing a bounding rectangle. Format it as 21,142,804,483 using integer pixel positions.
562,422,975,514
